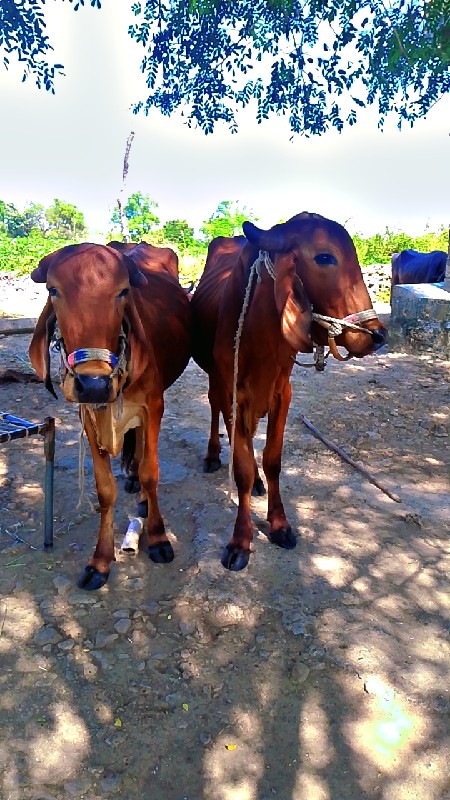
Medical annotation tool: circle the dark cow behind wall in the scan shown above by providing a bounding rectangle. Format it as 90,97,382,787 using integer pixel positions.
391,249,447,287
192,212,387,572
29,242,191,590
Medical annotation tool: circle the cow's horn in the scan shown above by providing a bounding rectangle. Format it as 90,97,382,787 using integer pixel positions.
243,221,286,252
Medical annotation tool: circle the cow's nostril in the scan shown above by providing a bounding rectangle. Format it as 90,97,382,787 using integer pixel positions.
74,374,112,403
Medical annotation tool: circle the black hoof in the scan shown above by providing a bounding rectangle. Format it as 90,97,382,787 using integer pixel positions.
203,457,222,473
77,565,110,591
124,475,141,494
137,500,148,518
148,541,174,563
221,544,250,571
252,477,266,497
269,527,297,550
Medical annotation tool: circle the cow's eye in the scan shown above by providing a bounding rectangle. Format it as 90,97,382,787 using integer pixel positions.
314,253,337,266
48,287,58,297
117,288,129,299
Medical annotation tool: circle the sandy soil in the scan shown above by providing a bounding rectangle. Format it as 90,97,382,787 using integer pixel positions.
0,287,449,800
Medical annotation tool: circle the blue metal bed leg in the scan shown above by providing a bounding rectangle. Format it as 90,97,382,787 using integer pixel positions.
43,416,55,550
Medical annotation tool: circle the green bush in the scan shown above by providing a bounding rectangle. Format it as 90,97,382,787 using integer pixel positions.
0,229,83,275
1,223,447,287
354,226,448,266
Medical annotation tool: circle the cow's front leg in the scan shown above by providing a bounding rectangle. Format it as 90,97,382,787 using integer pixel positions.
221,407,255,571
77,412,117,590
139,396,174,564
263,382,296,550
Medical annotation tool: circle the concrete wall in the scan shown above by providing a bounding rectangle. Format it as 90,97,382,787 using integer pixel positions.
389,283,450,359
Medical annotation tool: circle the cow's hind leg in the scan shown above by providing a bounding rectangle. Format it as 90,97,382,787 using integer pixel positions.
122,427,144,494
78,413,117,590
263,382,296,550
203,376,222,473
139,396,174,564
250,436,266,497
204,373,264,493
124,461,140,494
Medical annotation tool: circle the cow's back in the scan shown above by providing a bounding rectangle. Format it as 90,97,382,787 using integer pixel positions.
192,236,246,372
108,241,179,280
133,270,191,390
392,249,447,285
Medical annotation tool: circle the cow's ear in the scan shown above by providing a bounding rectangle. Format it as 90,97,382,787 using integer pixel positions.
122,255,148,288
29,298,58,398
273,252,313,352
123,300,150,384
31,250,62,283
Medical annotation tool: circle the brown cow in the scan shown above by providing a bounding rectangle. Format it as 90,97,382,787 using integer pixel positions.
29,242,191,590
108,241,195,296
192,212,386,571
107,240,180,280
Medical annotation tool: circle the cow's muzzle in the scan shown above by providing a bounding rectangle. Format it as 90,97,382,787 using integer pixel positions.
74,373,114,404
52,326,128,402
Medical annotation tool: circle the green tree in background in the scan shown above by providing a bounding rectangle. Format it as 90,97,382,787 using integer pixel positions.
162,219,195,252
45,199,86,238
201,201,257,241
110,192,160,242
354,226,448,266
0,196,88,275
2,1,448,135
0,200,49,237
0,200,44,237
22,202,47,234
0,200,27,237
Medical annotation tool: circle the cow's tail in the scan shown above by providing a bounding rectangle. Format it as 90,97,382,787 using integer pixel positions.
121,429,136,473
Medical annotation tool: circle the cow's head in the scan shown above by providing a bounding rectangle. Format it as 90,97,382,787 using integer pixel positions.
243,212,386,357
29,243,149,403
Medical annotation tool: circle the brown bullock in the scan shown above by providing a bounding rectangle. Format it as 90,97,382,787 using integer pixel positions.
192,212,387,571
107,240,180,280
29,242,191,590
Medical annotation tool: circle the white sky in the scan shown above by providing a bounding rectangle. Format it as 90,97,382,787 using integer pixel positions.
0,0,449,238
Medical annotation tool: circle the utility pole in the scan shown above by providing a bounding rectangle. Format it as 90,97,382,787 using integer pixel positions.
117,131,135,243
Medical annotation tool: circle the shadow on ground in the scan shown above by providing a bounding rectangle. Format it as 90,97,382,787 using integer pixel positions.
0,333,449,800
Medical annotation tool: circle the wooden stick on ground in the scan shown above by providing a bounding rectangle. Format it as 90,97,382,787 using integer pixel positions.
299,411,402,503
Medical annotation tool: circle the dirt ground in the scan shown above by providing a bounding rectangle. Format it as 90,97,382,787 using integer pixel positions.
0,301,449,800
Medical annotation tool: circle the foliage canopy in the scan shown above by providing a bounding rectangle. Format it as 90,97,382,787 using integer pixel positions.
110,192,160,240
0,198,86,239
1,1,449,135
200,200,257,240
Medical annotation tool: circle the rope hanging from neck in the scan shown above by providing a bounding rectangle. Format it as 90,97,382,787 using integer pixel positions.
228,251,267,502
78,406,96,513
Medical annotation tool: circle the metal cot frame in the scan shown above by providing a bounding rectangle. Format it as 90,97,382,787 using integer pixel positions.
0,413,55,549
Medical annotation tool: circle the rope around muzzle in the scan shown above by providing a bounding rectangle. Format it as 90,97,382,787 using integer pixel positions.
311,308,380,361
228,250,380,501
52,327,129,511
53,326,128,382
